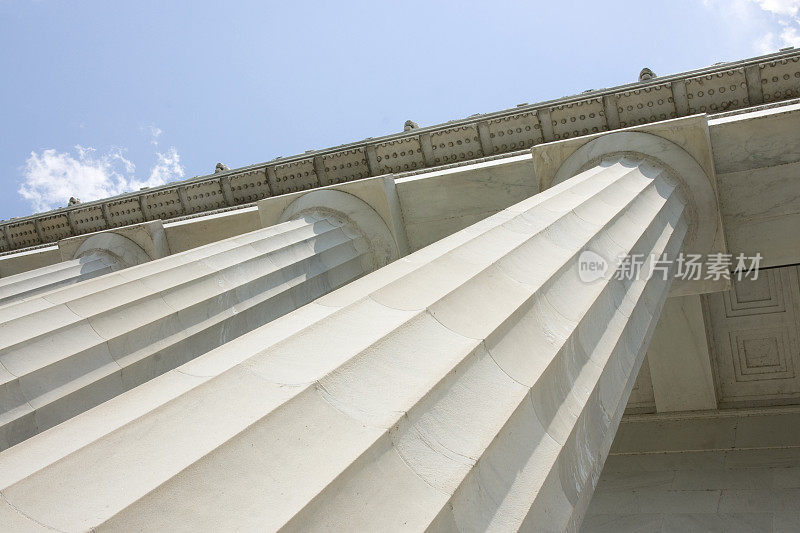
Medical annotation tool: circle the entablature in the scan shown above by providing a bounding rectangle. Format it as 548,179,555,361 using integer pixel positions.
2,49,799,254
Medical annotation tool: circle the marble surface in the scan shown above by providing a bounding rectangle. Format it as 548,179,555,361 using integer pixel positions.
0,156,690,530
0,253,119,307
0,213,375,450
395,153,537,251
711,102,800,269
583,409,800,532
0,54,796,531
646,294,717,412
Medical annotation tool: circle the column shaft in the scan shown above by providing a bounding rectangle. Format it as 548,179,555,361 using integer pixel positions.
0,213,372,449
0,158,688,531
0,253,119,307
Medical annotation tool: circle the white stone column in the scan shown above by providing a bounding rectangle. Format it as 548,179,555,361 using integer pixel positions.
0,233,152,307
0,154,698,531
0,253,119,306
0,197,395,450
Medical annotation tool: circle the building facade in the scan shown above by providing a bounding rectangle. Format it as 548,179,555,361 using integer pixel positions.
0,50,799,531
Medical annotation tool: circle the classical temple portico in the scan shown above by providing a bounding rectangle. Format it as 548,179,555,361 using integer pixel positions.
0,50,799,531
0,150,697,530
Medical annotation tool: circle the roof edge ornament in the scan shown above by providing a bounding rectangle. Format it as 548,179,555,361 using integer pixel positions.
639,67,656,81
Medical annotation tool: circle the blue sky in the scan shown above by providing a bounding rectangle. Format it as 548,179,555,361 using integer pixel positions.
1,0,798,220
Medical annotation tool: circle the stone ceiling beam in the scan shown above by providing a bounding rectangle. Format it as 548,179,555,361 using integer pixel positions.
646,294,718,412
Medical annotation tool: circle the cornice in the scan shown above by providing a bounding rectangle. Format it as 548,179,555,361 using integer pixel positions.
2,48,799,253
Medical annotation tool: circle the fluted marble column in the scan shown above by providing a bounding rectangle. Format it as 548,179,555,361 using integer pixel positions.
0,253,121,306
0,232,153,307
0,204,391,450
0,155,692,531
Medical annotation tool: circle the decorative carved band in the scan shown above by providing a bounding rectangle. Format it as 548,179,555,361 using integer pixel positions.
2,50,798,254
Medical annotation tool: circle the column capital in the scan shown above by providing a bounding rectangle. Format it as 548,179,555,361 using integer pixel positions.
278,189,400,272
57,220,170,263
257,176,409,269
532,115,728,296
71,232,151,268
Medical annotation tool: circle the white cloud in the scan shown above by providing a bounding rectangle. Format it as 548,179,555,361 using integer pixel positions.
704,0,800,53
756,32,780,53
755,26,800,53
18,144,185,213
149,146,184,183
753,0,800,52
753,0,799,17
148,125,162,146
779,21,800,45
